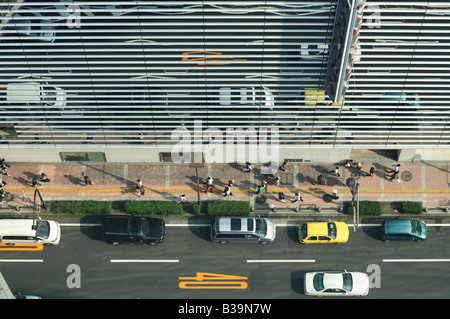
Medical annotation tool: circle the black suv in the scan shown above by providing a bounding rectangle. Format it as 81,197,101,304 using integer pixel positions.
101,215,165,245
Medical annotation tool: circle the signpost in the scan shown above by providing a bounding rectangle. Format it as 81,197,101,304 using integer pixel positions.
189,162,204,204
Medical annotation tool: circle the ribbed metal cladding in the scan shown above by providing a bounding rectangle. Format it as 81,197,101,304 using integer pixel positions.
0,1,449,147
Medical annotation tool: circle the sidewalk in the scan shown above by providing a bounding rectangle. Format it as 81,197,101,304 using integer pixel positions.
1,161,449,213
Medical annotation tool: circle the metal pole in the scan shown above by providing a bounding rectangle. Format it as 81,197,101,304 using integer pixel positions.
196,167,200,204
32,188,45,230
356,180,360,229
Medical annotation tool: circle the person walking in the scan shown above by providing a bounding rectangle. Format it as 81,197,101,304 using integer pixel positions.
137,186,145,197
205,176,213,193
329,166,340,177
369,166,375,177
84,175,93,186
279,161,288,172
388,171,399,182
224,186,233,197
292,192,304,203
38,173,50,182
272,176,280,186
179,193,186,202
278,192,287,203
243,162,253,172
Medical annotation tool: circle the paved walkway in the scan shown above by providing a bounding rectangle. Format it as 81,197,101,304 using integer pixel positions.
1,160,449,212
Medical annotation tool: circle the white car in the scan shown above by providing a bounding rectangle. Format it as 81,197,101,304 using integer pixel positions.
304,270,369,297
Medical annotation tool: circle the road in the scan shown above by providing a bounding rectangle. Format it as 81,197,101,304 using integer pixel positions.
0,220,449,299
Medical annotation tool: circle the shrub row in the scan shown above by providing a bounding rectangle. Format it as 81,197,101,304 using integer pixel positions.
52,200,250,216
346,200,423,215
207,200,250,216
53,201,114,215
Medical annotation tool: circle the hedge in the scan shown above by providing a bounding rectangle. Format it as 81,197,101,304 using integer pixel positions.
347,201,382,216
53,201,113,215
123,201,183,216
401,201,422,214
207,200,250,216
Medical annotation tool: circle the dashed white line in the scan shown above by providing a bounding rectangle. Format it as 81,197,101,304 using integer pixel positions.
383,259,450,263
110,259,179,263
0,259,43,263
247,259,315,263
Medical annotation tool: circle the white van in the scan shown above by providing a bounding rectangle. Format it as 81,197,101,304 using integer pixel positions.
3,81,66,107
0,219,61,246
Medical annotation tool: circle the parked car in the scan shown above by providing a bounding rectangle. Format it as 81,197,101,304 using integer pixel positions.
211,216,276,244
381,218,427,242
298,221,349,244
101,215,165,245
11,12,55,43
304,270,370,297
0,218,61,246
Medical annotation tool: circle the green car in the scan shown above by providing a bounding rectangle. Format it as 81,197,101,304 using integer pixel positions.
381,219,427,242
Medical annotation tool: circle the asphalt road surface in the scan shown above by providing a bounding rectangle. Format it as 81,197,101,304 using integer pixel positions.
1,220,449,299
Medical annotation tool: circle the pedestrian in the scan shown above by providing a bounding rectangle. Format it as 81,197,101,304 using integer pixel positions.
329,166,340,177
135,179,143,190
137,186,145,197
392,163,401,173
0,176,6,187
356,162,364,170
227,179,236,187
0,187,5,201
279,161,288,171
344,159,355,168
243,162,253,172
331,189,339,200
292,192,304,203
179,193,186,202
278,192,286,203
38,173,50,182
224,186,233,197
84,175,93,186
369,166,375,177
0,159,11,168
205,176,213,193
272,176,280,186
32,177,42,188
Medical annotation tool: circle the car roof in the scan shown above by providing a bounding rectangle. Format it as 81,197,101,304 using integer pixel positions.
303,221,346,235
216,216,256,232
384,219,412,234
0,219,36,237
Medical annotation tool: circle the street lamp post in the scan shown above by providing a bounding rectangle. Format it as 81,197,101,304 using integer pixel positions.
32,188,45,230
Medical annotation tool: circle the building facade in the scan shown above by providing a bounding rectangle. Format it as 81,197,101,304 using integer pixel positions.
1,1,449,163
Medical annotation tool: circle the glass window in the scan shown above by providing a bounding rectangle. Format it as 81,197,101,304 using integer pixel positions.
36,221,50,239
230,218,241,231
327,222,337,239
313,273,324,291
342,273,353,291
255,218,267,237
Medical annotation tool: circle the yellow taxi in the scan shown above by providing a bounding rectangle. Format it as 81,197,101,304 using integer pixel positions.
298,221,349,244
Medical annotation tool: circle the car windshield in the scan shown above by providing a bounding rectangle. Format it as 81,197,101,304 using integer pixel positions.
342,273,353,291
35,221,50,239
327,222,337,239
299,223,307,239
411,220,422,235
255,218,267,237
313,273,324,291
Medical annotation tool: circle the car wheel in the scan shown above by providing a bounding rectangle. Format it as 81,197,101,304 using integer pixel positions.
219,241,228,244
260,241,268,245
112,241,120,245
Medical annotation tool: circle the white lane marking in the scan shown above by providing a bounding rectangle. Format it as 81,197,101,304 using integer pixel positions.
0,259,43,262
247,259,315,263
110,259,179,263
383,259,450,263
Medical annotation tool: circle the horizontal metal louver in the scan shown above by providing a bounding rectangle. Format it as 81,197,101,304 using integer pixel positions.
0,1,449,147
